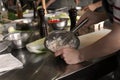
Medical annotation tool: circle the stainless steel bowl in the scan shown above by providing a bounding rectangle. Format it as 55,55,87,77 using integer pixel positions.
48,18,68,30
3,31,33,49
44,30,80,52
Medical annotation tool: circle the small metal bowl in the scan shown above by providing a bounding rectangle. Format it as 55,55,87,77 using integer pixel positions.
44,30,80,52
48,18,68,30
3,31,33,49
15,19,39,31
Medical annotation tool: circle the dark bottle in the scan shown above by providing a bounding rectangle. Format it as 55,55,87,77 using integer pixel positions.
16,0,23,19
29,0,39,31
33,0,37,19
68,7,77,31
37,8,48,38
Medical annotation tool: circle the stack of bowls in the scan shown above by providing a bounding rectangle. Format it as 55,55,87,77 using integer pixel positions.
3,31,33,49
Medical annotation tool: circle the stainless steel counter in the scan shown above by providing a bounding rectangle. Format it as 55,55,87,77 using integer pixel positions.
0,47,117,80
0,29,117,80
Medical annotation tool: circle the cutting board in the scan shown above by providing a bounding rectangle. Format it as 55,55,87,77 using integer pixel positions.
26,29,111,53
78,29,111,48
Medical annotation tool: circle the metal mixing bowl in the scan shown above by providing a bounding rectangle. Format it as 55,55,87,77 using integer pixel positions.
44,30,80,52
3,31,33,49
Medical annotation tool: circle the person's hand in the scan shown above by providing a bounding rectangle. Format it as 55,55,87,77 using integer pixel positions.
82,1,102,12
55,47,84,64
82,4,97,11
46,0,56,8
74,0,80,5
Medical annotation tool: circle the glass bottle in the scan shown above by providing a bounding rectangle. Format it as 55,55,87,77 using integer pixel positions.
16,0,23,19
37,8,48,38
0,1,8,19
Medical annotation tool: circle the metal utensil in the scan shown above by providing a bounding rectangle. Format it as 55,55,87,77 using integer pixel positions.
44,18,88,52
0,40,11,53
62,18,88,45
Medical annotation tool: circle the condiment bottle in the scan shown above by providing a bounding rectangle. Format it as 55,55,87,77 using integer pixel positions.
0,1,8,19
37,8,48,38
68,7,77,31
16,0,23,19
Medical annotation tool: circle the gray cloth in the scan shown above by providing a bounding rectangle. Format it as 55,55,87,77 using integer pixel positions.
47,0,96,10
47,0,76,10
93,0,101,3
78,0,93,7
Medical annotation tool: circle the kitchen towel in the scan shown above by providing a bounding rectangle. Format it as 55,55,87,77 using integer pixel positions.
0,53,23,73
